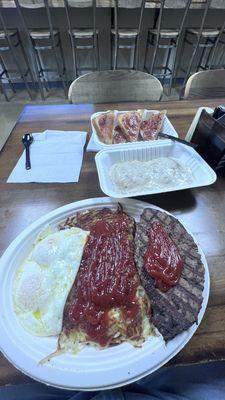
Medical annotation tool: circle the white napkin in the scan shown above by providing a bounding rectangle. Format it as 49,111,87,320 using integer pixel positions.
7,130,87,183
86,134,102,152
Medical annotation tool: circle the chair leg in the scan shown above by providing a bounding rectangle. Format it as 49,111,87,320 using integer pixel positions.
203,43,214,70
35,49,49,92
4,33,33,100
197,39,208,71
0,53,15,93
93,35,99,71
134,36,139,70
150,34,160,75
173,33,186,85
53,48,67,97
9,42,33,100
58,39,68,84
169,39,180,95
205,37,218,69
182,38,201,88
208,34,223,69
143,37,149,72
70,36,78,79
51,36,67,97
162,40,172,88
215,41,225,67
113,35,119,70
94,34,100,71
19,37,36,93
97,35,100,70
30,39,45,99
0,76,10,101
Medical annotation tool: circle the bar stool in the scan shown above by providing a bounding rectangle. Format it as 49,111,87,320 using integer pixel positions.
64,0,99,79
205,17,225,70
14,0,67,100
178,0,225,92
209,34,225,70
143,0,191,95
111,0,145,70
0,10,34,101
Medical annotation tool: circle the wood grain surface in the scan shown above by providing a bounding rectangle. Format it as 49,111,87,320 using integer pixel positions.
0,98,225,386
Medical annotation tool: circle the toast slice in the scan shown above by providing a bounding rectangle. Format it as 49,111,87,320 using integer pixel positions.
118,111,143,142
92,111,114,144
113,126,127,144
113,111,127,144
140,111,166,141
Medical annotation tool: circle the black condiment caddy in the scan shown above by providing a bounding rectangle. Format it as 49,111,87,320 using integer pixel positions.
190,106,225,171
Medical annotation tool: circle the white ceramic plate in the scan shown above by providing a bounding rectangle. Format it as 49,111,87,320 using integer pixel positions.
0,197,209,391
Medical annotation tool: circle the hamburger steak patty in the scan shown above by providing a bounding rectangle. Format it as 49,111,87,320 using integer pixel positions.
59,206,134,233
135,208,205,341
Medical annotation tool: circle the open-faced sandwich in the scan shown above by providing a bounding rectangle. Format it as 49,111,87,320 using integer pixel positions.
92,109,166,144
92,110,115,144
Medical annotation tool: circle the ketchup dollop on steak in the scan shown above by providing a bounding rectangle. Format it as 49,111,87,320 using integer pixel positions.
144,221,183,292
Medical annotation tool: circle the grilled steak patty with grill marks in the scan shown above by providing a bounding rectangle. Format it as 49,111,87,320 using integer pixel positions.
135,208,205,341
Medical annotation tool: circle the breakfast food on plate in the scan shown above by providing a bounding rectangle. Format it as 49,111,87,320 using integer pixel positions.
58,206,152,352
13,227,89,336
92,110,114,144
92,109,166,144
12,204,205,359
135,208,204,341
117,110,143,142
109,158,193,194
140,111,166,141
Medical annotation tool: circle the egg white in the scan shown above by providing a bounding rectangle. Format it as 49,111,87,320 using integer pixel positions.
13,227,89,336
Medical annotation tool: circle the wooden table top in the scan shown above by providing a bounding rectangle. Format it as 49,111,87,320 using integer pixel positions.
0,98,225,386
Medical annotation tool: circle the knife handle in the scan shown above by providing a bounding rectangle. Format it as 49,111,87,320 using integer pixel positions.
160,133,198,148
25,145,31,170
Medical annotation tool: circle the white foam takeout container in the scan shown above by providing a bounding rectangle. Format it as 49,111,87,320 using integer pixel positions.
91,109,178,148
95,141,217,198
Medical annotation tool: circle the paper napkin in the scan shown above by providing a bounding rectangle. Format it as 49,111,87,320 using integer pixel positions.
7,130,87,183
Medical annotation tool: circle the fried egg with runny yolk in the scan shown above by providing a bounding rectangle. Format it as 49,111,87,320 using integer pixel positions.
13,227,89,336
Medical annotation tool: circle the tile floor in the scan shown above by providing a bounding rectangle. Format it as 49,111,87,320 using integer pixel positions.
0,88,69,151
0,86,180,151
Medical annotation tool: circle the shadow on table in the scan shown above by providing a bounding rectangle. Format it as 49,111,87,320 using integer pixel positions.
137,189,197,213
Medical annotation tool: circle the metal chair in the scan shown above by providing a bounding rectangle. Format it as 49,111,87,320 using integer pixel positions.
14,0,67,100
184,69,225,99
111,0,145,70
178,0,225,94
143,0,191,95
206,15,225,70
0,10,35,101
68,70,163,104
64,0,99,79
